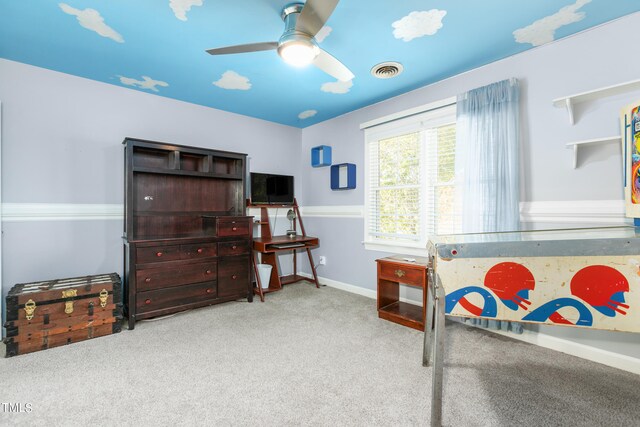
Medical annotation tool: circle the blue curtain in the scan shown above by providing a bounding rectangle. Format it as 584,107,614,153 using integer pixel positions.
456,78,523,333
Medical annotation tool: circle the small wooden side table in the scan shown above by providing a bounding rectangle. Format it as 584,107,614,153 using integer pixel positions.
376,255,430,331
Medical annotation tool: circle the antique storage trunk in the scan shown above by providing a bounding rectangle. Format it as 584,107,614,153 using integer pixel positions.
4,273,123,357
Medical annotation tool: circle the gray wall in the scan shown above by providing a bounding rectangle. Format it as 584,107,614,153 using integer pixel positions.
299,13,640,359
0,58,301,296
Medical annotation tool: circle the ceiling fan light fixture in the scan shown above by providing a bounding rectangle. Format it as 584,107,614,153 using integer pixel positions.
206,0,354,80
278,39,319,67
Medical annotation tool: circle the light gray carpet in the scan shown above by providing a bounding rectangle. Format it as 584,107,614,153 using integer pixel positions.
1,284,640,426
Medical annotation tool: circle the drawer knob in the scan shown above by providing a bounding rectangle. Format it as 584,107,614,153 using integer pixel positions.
232,274,237,280
145,299,151,305
206,288,213,294
156,252,163,257
145,278,151,283
395,269,406,278
197,248,203,254
206,270,212,275
232,227,237,231
232,245,237,250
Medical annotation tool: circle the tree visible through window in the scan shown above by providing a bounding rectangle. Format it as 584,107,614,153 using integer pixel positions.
365,104,459,252
428,123,459,236
370,131,421,242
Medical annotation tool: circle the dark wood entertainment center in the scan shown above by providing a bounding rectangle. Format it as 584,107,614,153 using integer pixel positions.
122,138,253,329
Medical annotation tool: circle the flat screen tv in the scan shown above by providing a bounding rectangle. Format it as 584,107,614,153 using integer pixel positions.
250,172,295,205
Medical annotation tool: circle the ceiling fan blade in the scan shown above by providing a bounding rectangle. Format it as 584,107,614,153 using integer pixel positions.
296,0,339,38
206,42,278,55
313,48,354,82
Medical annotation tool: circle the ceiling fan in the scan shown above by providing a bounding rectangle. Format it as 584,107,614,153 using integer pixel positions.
206,0,354,82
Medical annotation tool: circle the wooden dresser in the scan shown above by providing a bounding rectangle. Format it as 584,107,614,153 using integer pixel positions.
123,138,252,329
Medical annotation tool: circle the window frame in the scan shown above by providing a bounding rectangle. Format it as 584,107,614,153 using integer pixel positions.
363,101,457,256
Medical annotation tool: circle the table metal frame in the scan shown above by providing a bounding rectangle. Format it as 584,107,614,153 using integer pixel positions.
422,269,446,427
421,226,640,427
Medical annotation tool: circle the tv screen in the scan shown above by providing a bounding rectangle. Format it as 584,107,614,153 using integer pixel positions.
250,172,294,205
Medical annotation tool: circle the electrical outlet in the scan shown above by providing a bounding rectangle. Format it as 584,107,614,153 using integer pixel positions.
318,256,326,265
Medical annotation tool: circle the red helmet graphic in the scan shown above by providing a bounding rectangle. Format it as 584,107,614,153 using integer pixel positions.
570,265,630,316
484,262,535,311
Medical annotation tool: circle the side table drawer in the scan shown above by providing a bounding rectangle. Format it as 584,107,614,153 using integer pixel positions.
136,262,217,291
378,262,425,287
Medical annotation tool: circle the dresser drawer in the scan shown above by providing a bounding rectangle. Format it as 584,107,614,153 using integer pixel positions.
218,240,250,256
378,262,426,287
137,245,182,264
218,218,251,237
218,256,250,298
136,281,217,313
182,243,217,259
136,262,217,291
136,242,217,265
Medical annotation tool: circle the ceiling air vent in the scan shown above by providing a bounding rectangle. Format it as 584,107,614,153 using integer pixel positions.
371,62,403,79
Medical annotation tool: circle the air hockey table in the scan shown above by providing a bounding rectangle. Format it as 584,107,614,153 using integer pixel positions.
422,226,640,427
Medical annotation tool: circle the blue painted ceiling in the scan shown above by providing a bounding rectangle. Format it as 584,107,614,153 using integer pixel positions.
1,1,638,128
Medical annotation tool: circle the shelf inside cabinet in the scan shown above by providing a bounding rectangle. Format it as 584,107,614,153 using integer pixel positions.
130,140,244,179
553,79,640,125
132,166,242,179
378,301,424,329
179,152,208,173
133,146,177,169
566,136,621,168
211,156,243,176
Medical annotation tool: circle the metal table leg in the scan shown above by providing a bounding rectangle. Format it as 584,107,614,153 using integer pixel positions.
423,268,436,366
430,278,446,427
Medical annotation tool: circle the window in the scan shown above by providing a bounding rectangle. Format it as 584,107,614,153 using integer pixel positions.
364,102,460,254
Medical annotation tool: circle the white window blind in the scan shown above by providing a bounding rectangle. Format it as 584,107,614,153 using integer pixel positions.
364,103,459,253
368,130,423,243
425,122,459,236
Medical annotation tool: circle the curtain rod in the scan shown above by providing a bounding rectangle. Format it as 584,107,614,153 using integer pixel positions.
360,96,456,130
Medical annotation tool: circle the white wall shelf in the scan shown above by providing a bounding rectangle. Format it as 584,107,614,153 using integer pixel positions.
553,79,640,125
566,136,621,169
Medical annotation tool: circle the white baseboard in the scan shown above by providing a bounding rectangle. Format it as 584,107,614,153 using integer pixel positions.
300,272,640,375
468,322,640,375
298,272,422,306
300,272,376,299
